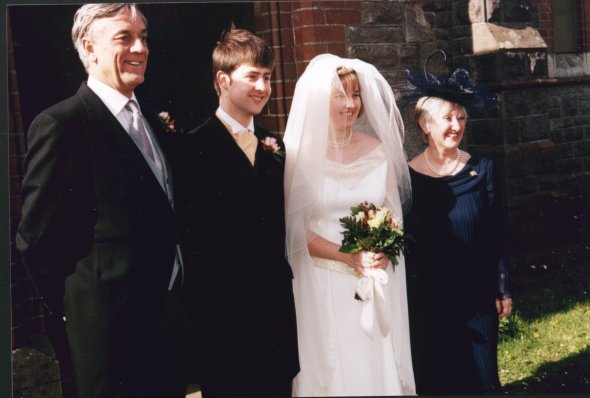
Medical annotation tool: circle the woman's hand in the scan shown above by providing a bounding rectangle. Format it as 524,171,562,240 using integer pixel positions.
496,297,513,318
346,251,388,274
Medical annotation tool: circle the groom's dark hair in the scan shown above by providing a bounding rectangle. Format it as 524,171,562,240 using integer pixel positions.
212,24,274,96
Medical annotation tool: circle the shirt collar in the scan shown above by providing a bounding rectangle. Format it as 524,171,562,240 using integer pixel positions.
87,75,139,117
216,106,254,134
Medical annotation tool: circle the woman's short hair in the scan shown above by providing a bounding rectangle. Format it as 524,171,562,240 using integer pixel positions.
212,26,274,96
414,96,467,139
72,3,146,71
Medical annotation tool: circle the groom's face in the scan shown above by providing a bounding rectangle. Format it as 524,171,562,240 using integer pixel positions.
218,63,272,126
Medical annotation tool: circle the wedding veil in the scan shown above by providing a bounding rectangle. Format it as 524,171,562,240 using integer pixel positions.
284,53,415,394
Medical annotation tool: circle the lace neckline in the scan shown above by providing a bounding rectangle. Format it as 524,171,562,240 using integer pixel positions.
327,143,384,166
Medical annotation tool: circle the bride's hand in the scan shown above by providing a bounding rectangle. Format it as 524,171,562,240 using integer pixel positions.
347,251,388,273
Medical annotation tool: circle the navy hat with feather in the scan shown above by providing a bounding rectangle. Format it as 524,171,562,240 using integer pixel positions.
401,50,500,114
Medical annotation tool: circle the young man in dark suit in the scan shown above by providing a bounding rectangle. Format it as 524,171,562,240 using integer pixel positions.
175,27,299,397
16,4,188,397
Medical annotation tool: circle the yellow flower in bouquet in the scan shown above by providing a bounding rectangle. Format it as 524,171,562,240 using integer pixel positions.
338,201,408,265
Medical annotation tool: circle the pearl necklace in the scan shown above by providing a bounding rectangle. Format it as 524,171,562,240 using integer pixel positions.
424,147,461,176
328,129,354,148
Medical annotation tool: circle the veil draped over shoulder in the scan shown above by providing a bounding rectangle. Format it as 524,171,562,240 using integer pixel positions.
284,53,415,395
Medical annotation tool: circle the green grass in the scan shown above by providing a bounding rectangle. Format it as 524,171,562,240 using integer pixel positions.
497,245,590,394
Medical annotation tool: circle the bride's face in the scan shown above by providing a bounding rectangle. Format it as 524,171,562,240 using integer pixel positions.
329,77,362,132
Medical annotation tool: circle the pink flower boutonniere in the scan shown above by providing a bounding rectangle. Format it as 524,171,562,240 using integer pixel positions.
261,136,285,162
158,111,176,133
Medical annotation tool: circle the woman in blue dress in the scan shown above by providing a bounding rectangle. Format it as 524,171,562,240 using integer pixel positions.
403,65,513,395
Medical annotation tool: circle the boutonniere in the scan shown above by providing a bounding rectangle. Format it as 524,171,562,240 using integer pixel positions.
469,170,478,177
158,111,176,133
261,136,285,162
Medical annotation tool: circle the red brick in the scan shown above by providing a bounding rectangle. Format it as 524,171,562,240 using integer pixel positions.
278,46,296,64
279,10,293,28
295,42,329,61
538,20,552,30
258,114,280,133
278,29,296,45
291,8,326,27
283,81,297,98
255,14,269,29
295,61,310,76
280,62,298,80
291,1,314,10
327,42,347,57
266,97,280,114
294,25,345,45
285,97,294,113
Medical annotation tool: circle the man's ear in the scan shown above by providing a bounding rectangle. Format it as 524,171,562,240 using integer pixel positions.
82,38,96,62
216,70,230,91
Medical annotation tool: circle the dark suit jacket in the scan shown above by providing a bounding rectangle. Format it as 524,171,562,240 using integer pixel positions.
16,82,179,397
174,115,299,389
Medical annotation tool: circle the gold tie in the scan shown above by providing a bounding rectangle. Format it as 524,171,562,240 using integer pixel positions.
234,129,257,165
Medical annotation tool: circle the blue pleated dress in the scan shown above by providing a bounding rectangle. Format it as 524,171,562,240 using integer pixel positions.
405,156,510,395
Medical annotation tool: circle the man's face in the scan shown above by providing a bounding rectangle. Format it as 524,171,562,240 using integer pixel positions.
218,63,272,126
84,10,149,97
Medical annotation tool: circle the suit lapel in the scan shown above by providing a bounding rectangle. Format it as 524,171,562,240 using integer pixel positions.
208,116,257,171
76,83,172,210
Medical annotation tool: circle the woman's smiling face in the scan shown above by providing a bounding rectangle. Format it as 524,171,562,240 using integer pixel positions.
329,76,362,132
423,99,467,150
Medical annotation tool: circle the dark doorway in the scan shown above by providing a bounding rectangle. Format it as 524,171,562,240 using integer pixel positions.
9,2,256,132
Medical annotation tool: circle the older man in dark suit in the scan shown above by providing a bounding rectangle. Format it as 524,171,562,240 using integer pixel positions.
174,27,299,397
16,4,188,397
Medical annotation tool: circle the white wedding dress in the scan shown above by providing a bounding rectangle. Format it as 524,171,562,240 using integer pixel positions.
292,144,414,397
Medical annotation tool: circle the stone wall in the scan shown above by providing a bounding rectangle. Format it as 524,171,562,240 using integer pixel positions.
345,0,590,260
476,84,590,254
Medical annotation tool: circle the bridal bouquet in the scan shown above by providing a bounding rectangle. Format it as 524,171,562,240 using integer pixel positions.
338,201,407,266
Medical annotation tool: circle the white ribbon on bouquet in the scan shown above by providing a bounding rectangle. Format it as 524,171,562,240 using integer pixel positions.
355,253,390,338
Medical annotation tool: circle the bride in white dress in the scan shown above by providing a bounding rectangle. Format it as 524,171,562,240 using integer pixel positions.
284,54,416,396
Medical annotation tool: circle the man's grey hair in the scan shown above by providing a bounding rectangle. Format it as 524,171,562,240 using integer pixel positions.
71,3,147,70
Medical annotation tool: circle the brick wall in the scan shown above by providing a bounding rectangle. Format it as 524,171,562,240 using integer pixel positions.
471,84,590,253
532,0,590,53
254,0,361,133
532,0,553,48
